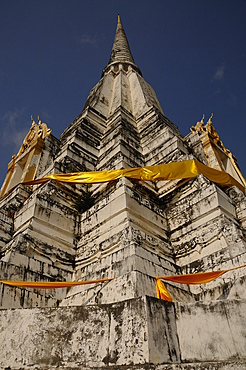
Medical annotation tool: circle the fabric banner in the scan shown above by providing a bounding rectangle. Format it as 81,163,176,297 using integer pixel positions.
0,277,114,289
156,278,173,302
155,264,246,302
1,265,245,302
4,159,245,197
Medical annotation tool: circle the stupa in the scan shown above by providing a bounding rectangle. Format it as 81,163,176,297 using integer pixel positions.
0,15,245,369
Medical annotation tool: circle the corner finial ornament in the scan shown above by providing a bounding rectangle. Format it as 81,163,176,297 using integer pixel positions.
205,113,227,152
37,116,51,139
17,116,51,156
190,114,206,134
207,113,213,124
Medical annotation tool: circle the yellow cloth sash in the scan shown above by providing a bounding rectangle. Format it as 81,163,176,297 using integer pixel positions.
156,279,173,302
5,159,245,196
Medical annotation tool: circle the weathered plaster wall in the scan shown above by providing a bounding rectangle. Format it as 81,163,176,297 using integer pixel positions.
228,186,246,230
175,299,246,363
0,185,32,249
0,297,149,369
0,256,68,308
72,173,246,304
0,180,78,309
164,175,246,299
70,176,187,305
0,296,245,369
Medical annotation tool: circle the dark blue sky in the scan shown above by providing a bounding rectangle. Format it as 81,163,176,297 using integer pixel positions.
1,0,246,186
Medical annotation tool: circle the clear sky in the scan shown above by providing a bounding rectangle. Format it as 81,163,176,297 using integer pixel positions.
0,0,246,186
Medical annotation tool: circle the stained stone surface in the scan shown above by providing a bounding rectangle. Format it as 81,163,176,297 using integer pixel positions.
0,296,245,369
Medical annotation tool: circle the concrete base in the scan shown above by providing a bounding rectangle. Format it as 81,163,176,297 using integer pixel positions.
0,296,245,369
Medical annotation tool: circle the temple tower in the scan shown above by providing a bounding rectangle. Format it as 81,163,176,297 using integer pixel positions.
0,16,246,369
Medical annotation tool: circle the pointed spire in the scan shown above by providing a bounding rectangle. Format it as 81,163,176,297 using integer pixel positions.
101,15,141,76
108,14,135,64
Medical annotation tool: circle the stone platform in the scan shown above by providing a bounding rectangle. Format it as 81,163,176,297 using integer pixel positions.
0,296,245,369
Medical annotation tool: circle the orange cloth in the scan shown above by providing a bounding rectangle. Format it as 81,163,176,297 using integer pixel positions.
1,265,245,303
0,277,114,289
155,264,246,301
156,270,227,285
156,279,173,302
